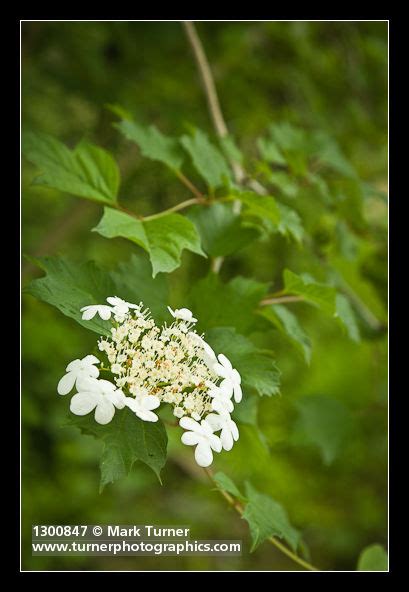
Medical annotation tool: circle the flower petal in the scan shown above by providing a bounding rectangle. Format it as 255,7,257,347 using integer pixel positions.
233,382,242,403
208,433,223,453
76,375,99,392
70,391,99,415
106,296,121,306
206,413,223,431
98,379,117,393
220,427,234,451
94,399,115,425
136,408,158,422
107,389,126,409
66,359,81,372
181,432,201,446
57,372,76,395
81,307,97,320
127,302,140,309
232,368,241,385
176,308,192,321
143,395,160,411
194,442,214,467
212,397,234,414
179,417,201,432
82,354,100,366
218,353,232,371
212,363,230,379
85,365,100,379
200,419,215,436
219,378,234,397
230,419,239,442
124,397,138,413
98,306,113,320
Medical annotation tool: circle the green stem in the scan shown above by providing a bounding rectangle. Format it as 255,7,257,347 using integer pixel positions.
203,467,320,572
175,170,206,200
260,295,304,306
144,197,205,221
113,169,205,221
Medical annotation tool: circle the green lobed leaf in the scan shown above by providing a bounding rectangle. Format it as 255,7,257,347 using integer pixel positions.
257,136,287,165
260,304,312,364
268,122,309,176
291,395,353,465
335,294,360,342
105,103,134,121
180,129,232,190
93,207,206,277
232,395,259,428
115,120,184,170
242,482,301,552
237,191,281,227
268,171,299,197
329,255,387,323
213,472,247,502
335,221,359,260
283,269,337,315
269,122,308,154
22,131,119,205
218,135,244,164
24,256,116,337
276,203,304,244
238,192,304,244
231,396,268,449
24,254,169,333
357,544,388,571
187,202,261,257
205,327,280,397
188,274,269,334
311,130,357,178
109,254,169,324
66,407,168,491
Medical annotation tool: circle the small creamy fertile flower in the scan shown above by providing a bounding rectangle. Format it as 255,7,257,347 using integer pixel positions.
213,354,242,403
174,407,185,418
206,407,239,451
125,394,160,422
57,355,100,395
80,304,113,321
179,417,222,467
207,382,234,413
168,306,197,324
70,377,126,425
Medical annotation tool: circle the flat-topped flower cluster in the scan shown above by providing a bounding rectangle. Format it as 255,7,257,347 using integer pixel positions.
57,297,242,467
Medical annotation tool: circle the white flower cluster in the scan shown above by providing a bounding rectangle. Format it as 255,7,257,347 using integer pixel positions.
57,297,242,467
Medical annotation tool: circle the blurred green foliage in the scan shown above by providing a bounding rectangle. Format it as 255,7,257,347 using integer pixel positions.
22,21,387,571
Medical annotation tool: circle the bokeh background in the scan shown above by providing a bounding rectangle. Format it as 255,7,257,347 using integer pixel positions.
21,21,388,571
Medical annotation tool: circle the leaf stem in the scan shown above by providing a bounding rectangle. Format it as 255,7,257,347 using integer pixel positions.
175,170,206,200
143,197,205,221
203,467,320,571
210,257,224,274
260,295,304,306
117,204,143,220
